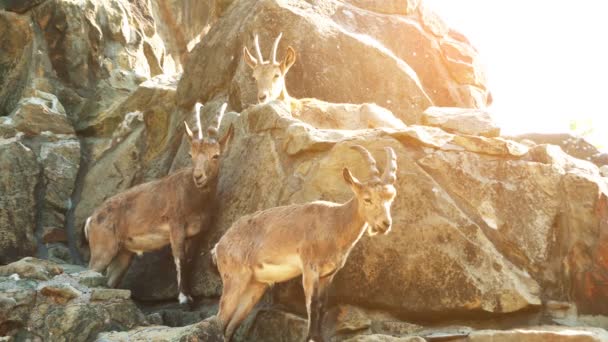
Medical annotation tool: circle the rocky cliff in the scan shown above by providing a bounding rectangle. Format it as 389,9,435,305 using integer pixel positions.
1,0,607,341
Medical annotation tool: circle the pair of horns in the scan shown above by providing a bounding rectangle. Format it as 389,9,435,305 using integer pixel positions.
184,102,228,140
350,145,397,184
250,32,283,64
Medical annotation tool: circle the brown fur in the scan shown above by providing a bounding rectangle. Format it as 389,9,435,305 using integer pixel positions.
213,145,398,342
85,103,234,305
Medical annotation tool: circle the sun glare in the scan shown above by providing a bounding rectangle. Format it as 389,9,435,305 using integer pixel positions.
424,0,608,150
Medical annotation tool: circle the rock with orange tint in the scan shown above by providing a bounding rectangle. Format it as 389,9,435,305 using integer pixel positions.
178,0,491,124
178,103,542,315
422,106,500,137
346,0,420,15
464,327,608,342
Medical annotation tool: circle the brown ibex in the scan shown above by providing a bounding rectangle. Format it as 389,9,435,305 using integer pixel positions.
243,33,407,130
85,103,234,305
212,145,398,341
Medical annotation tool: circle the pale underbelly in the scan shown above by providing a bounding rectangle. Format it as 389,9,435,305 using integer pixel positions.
124,230,170,255
253,254,302,284
254,263,302,284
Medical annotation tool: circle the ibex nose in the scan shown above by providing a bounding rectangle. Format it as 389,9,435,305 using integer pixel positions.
382,220,391,229
194,173,204,183
258,94,268,103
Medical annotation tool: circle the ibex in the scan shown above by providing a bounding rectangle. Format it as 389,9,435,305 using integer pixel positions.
85,103,234,305
212,145,398,342
243,33,407,130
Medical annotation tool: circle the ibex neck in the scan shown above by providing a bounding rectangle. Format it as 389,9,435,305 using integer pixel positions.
278,85,291,103
338,198,368,248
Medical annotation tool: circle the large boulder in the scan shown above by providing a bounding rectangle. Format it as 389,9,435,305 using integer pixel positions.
178,0,491,124
172,103,541,316
0,138,39,263
0,11,33,117
0,258,146,340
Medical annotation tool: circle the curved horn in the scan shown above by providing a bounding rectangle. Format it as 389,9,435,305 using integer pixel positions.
271,32,283,64
381,147,397,184
207,103,228,138
184,121,193,138
350,145,380,179
194,102,204,140
254,34,264,63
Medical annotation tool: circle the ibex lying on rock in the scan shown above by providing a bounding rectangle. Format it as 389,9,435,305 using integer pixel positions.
243,33,407,130
212,145,398,342
85,103,234,305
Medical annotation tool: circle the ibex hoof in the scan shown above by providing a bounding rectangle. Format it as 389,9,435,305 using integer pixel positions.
178,292,194,309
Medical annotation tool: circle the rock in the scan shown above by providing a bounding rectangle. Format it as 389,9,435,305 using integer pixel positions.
0,258,146,341
39,283,82,302
179,0,490,124
11,95,75,136
72,270,107,288
148,0,219,68
422,106,500,137
331,305,372,334
508,133,607,167
181,104,541,316
90,288,132,301
463,326,608,342
97,317,224,341
47,243,74,264
0,0,48,13
146,312,164,325
0,258,62,281
601,165,608,177
0,11,33,116
42,227,68,244
242,309,307,342
343,335,425,342
346,0,420,15
39,138,80,208
0,139,39,263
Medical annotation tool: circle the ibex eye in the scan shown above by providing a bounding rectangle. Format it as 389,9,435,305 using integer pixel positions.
364,198,372,204
212,154,220,159
273,74,280,79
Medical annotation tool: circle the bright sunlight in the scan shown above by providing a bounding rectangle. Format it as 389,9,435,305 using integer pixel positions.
425,0,608,150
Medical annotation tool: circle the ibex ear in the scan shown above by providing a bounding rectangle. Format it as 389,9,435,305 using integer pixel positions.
243,47,257,69
343,167,361,189
219,124,234,153
281,46,296,73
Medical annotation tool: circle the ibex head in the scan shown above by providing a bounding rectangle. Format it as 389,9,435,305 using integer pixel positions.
243,33,296,104
343,145,398,236
184,103,234,188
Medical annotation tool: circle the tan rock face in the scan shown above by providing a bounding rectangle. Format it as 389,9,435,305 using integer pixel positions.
422,107,500,137
178,0,490,124
345,0,420,16
463,327,608,342
0,11,33,117
176,104,540,315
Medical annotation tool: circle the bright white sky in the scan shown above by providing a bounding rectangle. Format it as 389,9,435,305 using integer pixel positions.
424,0,608,149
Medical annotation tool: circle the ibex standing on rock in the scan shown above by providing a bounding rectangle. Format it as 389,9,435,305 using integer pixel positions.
212,145,398,342
85,103,234,305
243,33,407,130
